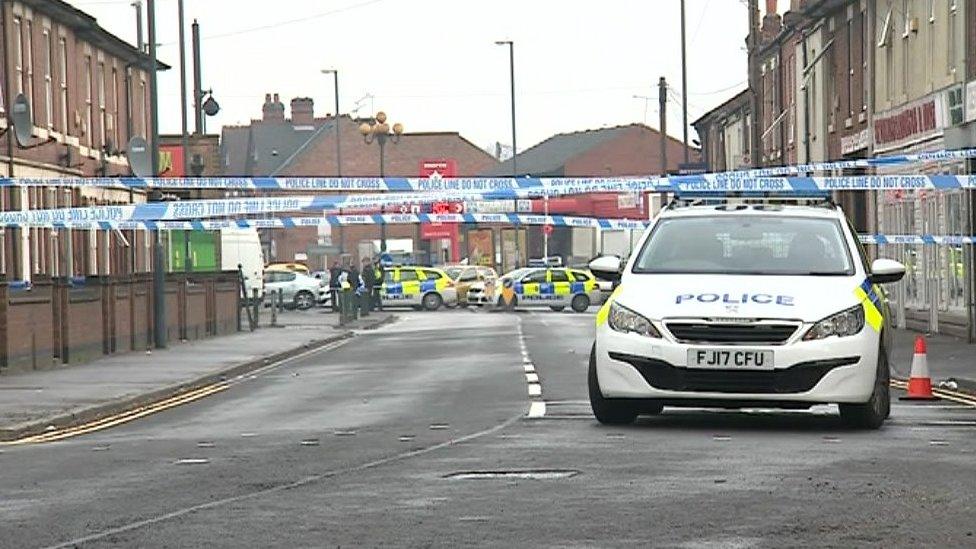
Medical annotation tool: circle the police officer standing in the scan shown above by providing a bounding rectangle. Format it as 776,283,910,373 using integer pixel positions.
328,261,342,312
372,259,384,311
360,257,375,316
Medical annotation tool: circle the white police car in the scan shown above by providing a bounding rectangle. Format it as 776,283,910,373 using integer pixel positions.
589,200,905,429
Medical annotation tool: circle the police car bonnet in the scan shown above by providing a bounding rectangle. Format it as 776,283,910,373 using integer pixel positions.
614,274,860,323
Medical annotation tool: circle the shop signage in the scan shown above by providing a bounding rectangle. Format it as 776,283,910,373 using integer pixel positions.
873,93,945,153
841,128,870,155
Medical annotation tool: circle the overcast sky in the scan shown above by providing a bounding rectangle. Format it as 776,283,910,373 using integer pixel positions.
70,0,788,152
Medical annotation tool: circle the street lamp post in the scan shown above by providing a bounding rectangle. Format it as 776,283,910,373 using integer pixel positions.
360,112,403,254
496,40,521,267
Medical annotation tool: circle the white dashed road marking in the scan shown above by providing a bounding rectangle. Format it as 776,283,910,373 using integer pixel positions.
517,317,546,417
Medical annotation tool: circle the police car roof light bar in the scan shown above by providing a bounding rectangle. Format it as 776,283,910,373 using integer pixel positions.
667,194,836,211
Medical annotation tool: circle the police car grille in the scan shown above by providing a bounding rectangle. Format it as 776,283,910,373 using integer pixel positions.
608,353,860,394
665,322,797,344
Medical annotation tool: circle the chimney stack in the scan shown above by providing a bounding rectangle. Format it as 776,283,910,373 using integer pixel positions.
760,0,782,41
262,92,285,123
290,97,315,125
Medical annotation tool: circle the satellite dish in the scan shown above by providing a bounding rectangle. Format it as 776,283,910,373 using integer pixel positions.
11,94,33,148
127,136,153,177
203,96,220,116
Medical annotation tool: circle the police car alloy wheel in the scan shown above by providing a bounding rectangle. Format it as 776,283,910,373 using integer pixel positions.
571,294,590,313
838,344,890,429
422,292,443,311
588,344,663,424
589,199,905,426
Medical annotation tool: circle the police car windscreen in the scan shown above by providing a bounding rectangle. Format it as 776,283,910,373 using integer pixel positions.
633,216,855,276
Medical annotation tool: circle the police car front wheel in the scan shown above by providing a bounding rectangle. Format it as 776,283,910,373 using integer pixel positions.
588,344,662,425
838,344,890,430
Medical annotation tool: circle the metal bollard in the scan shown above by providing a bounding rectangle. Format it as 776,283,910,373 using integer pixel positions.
251,288,260,331
270,290,278,327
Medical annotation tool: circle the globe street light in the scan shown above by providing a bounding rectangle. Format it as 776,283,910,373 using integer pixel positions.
360,112,404,253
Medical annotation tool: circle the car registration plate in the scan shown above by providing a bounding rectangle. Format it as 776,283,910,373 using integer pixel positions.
687,349,774,370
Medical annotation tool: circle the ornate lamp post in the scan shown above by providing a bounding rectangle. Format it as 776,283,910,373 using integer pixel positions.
360,112,403,253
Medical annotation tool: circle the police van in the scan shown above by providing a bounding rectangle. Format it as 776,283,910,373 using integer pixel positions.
589,199,905,429
380,266,458,311
471,267,601,312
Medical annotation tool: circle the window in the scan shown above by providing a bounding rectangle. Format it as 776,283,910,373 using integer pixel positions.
948,0,958,75
861,11,869,111
43,30,53,129
522,270,548,284
632,217,855,276
97,61,106,147
571,271,590,282
877,3,892,47
111,67,119,147
421,270,442,280
947,86,964,126
13,18,23,95
84,56,93,146
901,0,909,94
457,268,478,282
139,80,147,137
25,20,34,113
549,269,569,283
398,269,419,282
58,38,68,133
847,17,854,116
901,0,910,37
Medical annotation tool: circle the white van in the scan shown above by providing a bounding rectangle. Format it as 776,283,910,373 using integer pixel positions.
220,228,265,302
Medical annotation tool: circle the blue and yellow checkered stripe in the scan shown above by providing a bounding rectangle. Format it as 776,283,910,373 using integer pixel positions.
854,278,884,331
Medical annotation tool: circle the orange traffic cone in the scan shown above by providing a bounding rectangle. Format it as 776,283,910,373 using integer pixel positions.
900,336,939,401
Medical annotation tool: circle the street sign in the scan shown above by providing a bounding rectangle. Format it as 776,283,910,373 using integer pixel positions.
543,224,554,236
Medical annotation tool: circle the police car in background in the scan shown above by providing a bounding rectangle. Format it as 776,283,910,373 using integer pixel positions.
589,199,905,429
469,267,601,312
380,265,458,311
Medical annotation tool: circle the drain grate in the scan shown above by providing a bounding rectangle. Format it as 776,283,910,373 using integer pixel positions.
444,469,579,480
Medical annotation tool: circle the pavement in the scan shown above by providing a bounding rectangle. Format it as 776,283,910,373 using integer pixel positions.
0,308,394,442
1,308,975,547
889,328,976,392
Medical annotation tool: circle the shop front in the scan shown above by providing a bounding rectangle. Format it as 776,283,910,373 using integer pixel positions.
873,87,974,340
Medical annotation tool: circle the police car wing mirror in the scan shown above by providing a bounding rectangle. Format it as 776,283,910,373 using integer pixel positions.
869,258,906,285
589,256,623,282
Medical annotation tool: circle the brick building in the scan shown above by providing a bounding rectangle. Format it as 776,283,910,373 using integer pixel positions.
482,124,698,269
220,94,499,269
0,0,167,284
692,90,752,172
693,0,976,338
0,1,240,375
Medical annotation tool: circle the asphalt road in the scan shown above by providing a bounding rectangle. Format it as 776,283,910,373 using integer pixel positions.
2,309,975,548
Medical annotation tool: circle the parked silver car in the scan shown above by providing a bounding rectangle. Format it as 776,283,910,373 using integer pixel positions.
262,271,328,310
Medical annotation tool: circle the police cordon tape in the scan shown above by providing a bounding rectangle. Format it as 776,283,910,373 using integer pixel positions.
3,148,976,190
0,173,974,195
0,209,971,246
4,173,976,228
1,213,651,231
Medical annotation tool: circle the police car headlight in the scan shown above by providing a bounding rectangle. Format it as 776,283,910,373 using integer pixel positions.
803,305,865,341
608,302,661,338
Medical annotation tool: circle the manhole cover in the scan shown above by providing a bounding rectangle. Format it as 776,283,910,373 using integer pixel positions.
444,470,579,480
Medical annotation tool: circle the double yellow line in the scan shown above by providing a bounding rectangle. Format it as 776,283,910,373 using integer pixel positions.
2,383,229,446
890,379,976,407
